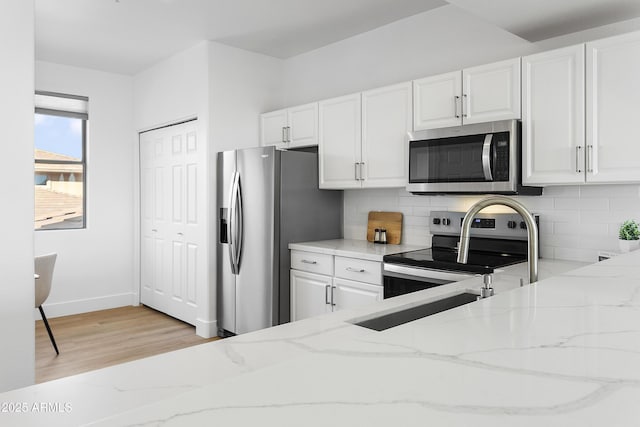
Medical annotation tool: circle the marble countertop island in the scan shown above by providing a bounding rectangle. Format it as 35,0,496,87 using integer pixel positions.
6,252,640,426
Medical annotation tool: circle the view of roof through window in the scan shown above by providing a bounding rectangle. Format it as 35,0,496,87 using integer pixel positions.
34,95,87,230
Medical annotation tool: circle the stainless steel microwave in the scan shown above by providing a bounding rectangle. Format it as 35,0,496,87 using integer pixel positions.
406,120,542,195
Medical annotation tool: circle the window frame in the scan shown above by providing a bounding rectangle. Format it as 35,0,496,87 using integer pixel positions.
34,91,88,231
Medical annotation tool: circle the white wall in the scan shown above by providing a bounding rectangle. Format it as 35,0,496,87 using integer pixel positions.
133,41,210,131
35,61,135,317
0,0,34,391
283,5,535,106
209,41,284,152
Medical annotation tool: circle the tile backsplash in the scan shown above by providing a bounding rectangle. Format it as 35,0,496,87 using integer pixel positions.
344,184,640,263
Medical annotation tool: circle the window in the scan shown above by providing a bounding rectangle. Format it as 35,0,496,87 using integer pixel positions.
34,92,88,230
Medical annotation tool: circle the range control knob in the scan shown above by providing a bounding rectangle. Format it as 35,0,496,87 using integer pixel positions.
432,218,441,225
507,220,517,229
520,221,527,229
442,218,451,226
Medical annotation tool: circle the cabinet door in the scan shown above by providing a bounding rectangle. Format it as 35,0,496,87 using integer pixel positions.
290,270,332,321
318,93,362,189
260,109,287,148
413,71,462,130
288,103,318,148
587,32,640,183
332,278,382,312
463,58,521,125
361,82,411,188
522,45,585,185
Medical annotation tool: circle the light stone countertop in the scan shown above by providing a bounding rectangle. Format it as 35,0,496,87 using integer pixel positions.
10,252,638,426
288,238,428,261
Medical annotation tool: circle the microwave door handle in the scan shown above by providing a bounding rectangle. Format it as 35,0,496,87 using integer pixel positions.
482,134,493,181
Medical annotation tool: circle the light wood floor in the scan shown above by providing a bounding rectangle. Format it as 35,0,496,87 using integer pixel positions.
36,305,220,383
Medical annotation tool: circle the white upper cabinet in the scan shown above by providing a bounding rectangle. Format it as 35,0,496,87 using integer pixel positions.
463,58,521,125
413,71,461,130
586,31,640,183
413,58,521,131
260,109,288,148
522,44,585,185
319,93,362,189
319,83,410,190
260,102,318,149
361,82,411,188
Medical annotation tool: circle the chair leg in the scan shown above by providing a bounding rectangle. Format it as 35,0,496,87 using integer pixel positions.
38,306,59,355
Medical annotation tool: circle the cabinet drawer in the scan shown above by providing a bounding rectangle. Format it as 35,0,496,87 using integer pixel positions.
291,250,334,275
334,256,382,285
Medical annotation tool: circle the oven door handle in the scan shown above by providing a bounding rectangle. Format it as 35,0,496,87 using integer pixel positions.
383,263,477,283
482,134,493,181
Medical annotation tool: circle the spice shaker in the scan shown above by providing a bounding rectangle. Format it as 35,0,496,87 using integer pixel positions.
379,228,387,244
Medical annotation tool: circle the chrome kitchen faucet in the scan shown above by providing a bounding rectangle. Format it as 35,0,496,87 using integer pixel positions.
457,196,539,284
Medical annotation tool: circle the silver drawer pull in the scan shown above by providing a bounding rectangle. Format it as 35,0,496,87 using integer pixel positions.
346,267,365,273
301,259,317,265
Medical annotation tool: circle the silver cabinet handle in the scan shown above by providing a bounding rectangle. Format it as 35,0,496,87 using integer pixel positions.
354,162,359,180
463,94,468,118
346,267,365,273
587,144,594,173
282,127,286,143
301,259,317,265
359,162,365,181
325,284,331,305
331,285,336,307
576,146,583,173
454,95,460,118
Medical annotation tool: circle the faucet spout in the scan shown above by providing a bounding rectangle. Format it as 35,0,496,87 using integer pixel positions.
457,196,539,284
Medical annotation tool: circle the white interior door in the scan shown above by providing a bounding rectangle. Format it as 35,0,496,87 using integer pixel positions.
140,120,205,325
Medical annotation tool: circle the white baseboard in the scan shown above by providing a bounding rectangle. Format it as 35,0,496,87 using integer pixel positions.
195,318,218,338
35,292,136,320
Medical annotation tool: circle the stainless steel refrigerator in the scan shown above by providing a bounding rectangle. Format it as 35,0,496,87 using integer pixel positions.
217,146,343,336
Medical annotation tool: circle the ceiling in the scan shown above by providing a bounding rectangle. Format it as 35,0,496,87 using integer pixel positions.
35,0,640,75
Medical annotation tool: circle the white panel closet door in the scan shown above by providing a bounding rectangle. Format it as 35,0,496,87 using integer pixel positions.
140,120,204,325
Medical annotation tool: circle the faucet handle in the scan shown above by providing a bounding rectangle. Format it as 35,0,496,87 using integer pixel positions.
480,273,494,299
483,273,493,287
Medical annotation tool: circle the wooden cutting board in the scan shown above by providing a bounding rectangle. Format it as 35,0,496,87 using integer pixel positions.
367,211,403,244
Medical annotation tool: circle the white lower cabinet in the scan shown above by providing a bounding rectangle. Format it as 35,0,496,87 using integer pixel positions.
332,278,382,312
290,270,333,321
290,250,383,321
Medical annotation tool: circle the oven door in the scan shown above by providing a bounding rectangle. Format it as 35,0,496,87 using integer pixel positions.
383,263,476,299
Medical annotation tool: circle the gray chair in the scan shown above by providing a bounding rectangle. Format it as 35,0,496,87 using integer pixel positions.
35,253,59,355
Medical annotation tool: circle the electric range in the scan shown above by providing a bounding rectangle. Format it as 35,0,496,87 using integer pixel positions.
382,210,538,299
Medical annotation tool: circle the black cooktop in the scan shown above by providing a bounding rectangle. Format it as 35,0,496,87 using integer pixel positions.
383,247,526,275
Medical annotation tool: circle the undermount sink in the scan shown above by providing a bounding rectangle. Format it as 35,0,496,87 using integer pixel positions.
351,292,479,331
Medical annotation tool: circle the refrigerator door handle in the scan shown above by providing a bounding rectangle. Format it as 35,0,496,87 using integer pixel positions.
228,171,240,274
234,173,244,272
